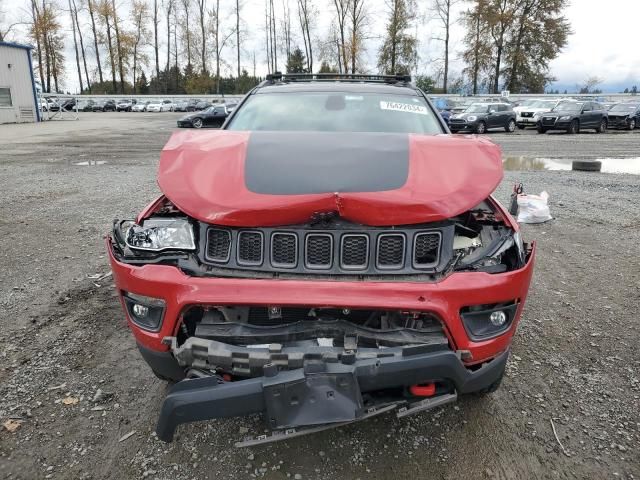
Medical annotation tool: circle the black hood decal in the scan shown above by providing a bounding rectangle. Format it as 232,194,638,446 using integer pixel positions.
244,131,410,195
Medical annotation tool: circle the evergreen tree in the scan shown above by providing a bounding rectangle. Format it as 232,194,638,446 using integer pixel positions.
286,47,307,73
377,0,417,75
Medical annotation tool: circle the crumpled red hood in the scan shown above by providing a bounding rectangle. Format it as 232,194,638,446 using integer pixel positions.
158,130,503,227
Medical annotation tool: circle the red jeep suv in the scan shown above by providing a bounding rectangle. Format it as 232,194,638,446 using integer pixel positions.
107,74,535,445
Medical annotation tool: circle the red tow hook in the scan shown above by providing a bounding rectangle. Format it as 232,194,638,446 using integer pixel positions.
410,383,436,397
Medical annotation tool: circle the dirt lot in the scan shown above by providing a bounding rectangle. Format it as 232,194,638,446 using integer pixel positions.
0,113,639,479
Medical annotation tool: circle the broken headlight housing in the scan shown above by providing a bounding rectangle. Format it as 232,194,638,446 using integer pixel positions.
125,218,196,252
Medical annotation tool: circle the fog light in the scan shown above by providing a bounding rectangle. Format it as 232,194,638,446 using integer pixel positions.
132,303,149,318
122,292,165,331
490,310,507,326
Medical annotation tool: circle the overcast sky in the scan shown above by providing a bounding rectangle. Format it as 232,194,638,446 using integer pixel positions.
2,0,639,93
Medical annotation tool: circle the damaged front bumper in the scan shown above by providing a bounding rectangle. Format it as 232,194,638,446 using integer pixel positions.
156,340,509,443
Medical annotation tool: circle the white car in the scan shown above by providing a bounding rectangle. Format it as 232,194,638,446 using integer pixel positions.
515,99,574,129
146,99,173,112
132,101,149,112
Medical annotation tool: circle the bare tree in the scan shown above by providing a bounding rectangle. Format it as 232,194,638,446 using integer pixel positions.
297,0,314,72
332,0,349,73
96,0,117,92
377,0,417,75
131,0,149,92
347,0,367,73
86,0,104,83
281,0,292,65
235,0,242,77
111,0,126,93
68,0,84,92
153,0,160,79
180,0,193,67
196,0,206,72
431,0,460,92
164,0,174,91
72,0,91,92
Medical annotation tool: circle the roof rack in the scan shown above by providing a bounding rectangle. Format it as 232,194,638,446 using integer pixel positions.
264,72,412,85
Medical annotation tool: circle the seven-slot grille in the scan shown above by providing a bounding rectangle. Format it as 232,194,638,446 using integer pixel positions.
521,112,533,118
204,226,443,274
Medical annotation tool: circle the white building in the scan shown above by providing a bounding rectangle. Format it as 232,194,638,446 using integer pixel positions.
0,42,40,124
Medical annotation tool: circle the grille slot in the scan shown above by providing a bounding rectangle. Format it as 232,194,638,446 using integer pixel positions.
271,233,297,268
237,231,264,265
206,229,231,262
305,234,333,269
377,234,405,269
340,234,369,269
413,232,441,268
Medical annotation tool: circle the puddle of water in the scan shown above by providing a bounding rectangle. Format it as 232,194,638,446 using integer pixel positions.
73,160,108,166
503,156,640,174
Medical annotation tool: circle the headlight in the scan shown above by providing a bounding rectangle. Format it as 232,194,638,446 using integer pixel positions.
513,231,526,265
533,112,541,118
559,116,571,121
125,217,196,251
466,115,477,121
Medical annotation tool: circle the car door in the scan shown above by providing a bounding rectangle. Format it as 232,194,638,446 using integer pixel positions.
580,102,593,127
498,104,511,127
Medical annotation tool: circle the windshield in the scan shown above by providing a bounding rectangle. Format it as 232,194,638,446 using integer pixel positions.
518,99,539,107
465,104,489,113
553,102,581,112
610,103,638,112
226,92,443,134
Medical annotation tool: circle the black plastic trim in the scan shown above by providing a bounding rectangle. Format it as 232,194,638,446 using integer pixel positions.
155,348,509,442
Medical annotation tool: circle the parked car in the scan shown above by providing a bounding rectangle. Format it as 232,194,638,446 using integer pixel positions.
92,100,117,112
77,99,95,112
146,99,172,112
132,100,150,112
163,99,175,111
173,100,190,112
450,98,475,114
185,99,203,112
177,104,232,128
108,73,534,443
193,100,212,111
430,97,457,125
606,103,640,130
448,102,517,134
537,101,608,134
515,99,570,129
117,99,137,112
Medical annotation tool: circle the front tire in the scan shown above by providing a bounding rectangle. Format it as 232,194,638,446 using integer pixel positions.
596,119,607,133
537,125,547,134
505,119,516,133
475,121,486,134
567,119,579,134
629,119,636,131
192,117,203,129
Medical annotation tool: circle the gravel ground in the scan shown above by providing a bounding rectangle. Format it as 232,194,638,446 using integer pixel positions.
0,113,639,479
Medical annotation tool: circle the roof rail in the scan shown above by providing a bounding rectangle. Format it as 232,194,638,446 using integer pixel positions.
264,72,412,85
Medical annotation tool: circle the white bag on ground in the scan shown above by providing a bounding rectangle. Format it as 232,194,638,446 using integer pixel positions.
516,191,552,224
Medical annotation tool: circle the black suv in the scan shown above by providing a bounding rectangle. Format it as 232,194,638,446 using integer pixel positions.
537,101,608,134
448,102,517,134
607,103,640,130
